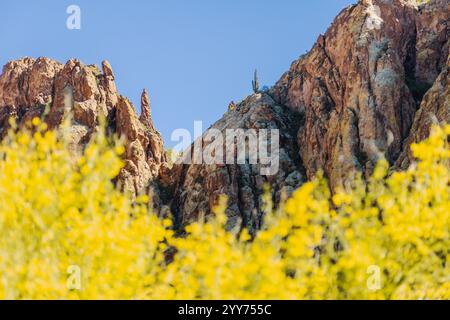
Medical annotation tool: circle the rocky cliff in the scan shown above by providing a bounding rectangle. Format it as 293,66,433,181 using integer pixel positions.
163,0,449,230
0,57,166,196
0,0,448,231
165,93,305,231
272,0,448,189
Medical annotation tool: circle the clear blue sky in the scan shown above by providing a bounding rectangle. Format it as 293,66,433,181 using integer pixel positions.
1,0,355,147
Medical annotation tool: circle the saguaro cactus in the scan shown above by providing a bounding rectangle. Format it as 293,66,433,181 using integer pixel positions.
252,69,260,93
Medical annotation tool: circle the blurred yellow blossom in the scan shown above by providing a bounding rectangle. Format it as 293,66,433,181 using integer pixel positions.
0,120,448,300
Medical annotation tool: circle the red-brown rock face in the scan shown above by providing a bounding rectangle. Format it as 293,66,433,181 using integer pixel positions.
0,57,166,196
165,0,448,228
272,0,449,190
164,94,305,232
415,0,449,87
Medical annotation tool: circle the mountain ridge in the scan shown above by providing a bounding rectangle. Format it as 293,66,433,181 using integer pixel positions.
0,0,448,231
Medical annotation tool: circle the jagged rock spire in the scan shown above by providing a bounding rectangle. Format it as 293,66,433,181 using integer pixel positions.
101,60,115,79
0,57,166,196
139,89,154,129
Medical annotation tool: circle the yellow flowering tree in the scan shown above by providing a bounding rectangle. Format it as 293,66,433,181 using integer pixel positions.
0,117,448,300
0,119,171,299
153,124,450,300
151,124,449,300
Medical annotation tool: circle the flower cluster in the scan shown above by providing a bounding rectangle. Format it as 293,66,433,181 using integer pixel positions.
0,119,448,299
0,119,169,299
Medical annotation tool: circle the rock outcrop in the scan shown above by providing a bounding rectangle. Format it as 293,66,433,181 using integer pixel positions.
271,0,448,190
414,0,449,89
115,94,165,195
165,0,449,228
0,57,166,195
163,93,305,232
